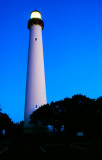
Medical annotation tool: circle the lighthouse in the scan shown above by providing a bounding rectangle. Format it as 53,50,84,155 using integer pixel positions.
24,11,47,129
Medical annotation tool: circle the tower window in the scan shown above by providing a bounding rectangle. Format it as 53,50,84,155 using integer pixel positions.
35,104,38,109
34,38,37,41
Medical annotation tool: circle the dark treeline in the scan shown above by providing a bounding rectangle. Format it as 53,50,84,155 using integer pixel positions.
30,94,102,138
0,109,24,137
1,94,102,138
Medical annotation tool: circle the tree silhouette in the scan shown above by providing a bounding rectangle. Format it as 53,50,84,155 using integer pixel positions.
30,94,102,137
0,112,13,135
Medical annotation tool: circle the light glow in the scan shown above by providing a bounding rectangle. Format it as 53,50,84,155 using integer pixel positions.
31,11,41,19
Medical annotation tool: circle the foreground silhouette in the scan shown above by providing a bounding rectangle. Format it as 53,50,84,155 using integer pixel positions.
30,94,102,138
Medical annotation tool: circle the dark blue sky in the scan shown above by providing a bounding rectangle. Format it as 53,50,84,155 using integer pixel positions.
0,0,102,122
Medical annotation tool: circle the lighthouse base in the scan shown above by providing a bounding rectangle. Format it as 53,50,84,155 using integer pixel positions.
24,127,48,134
24,123,49,135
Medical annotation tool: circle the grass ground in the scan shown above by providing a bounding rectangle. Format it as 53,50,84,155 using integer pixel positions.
0,134,102,158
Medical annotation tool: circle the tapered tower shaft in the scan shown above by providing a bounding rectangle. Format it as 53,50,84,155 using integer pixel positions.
24,11,47,128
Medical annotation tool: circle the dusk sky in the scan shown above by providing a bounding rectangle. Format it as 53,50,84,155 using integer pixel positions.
0,0,102,122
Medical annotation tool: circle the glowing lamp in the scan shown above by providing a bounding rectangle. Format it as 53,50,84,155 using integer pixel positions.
31,11,41,19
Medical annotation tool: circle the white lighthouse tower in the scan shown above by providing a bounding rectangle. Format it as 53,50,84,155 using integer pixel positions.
24,11,47,129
